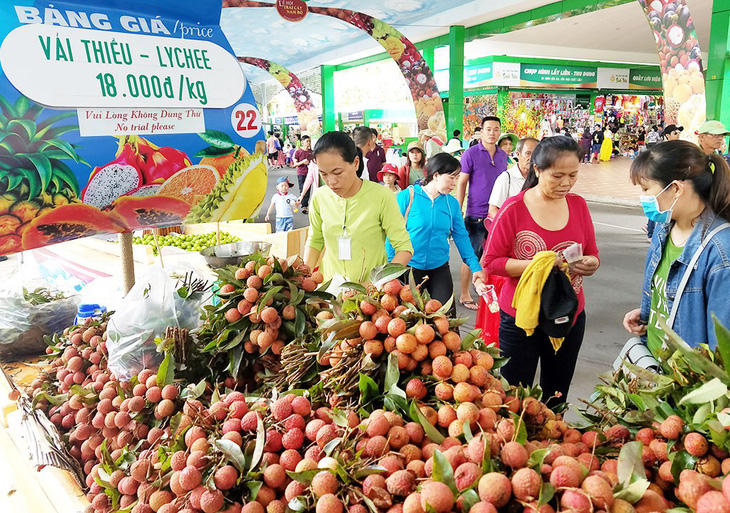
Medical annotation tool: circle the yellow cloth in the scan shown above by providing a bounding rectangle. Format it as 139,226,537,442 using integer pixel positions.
511,251,567,352
599,134,613,161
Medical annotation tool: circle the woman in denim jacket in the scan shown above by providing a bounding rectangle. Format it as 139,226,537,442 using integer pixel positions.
623,141,730,352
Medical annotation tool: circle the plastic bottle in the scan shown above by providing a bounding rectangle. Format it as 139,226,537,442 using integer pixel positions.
74,303,107,325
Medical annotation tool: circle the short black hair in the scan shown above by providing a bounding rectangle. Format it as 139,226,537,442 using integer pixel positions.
353,126,374,148
453,130,461,137
301,135,311,141
482,116,501,127
424,153,460,184
523,136,584,190
268,130,274,136
370,128,378,137
314,131,365,177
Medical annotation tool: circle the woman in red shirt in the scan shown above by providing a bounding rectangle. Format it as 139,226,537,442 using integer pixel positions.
483,136,600,407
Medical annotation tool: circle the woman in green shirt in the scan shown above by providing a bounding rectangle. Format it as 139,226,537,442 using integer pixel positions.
304,132,413,283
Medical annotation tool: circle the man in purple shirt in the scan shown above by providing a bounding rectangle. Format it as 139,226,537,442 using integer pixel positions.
455,116,508,309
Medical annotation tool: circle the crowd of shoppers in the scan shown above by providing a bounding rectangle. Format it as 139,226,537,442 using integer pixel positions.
266,114,730,405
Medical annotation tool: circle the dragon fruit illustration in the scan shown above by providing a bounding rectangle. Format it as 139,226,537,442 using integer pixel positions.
126,184,161,197
81,146,143,209
117,135,191,183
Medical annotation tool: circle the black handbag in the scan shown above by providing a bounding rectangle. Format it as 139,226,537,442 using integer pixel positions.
539,268,578,339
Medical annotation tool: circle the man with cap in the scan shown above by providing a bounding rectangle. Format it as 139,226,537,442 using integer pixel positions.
697,121,730,163
662,124,683,141
265,176,300,232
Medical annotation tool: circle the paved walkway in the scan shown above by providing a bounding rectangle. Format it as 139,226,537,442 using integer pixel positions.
572,156,641,206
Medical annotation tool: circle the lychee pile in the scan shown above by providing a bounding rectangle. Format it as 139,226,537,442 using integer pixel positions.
15,259,730,513
195,254,330,388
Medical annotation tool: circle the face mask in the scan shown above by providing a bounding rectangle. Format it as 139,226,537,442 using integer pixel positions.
640,182,678,224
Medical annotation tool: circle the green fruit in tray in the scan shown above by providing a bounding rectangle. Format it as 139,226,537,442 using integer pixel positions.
132,232,239,255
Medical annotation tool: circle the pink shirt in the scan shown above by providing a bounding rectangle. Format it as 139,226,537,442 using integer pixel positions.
482,190,599,318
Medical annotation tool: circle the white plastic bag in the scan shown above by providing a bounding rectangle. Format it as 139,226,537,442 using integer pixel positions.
0,272,78,359
106,266,209,381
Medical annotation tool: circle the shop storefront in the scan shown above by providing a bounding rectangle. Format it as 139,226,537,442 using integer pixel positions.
435,57,664,141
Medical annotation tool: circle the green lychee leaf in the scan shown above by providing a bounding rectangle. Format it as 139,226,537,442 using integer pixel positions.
156,351,175,387
460,489,480,511
199,129,235,149
286,469,320,485
432,449,458,495
216,438,246,472
409,400,445,444
538,483,555,506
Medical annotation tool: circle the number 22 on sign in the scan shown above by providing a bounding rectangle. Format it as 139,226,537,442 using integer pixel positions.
230,103,261,138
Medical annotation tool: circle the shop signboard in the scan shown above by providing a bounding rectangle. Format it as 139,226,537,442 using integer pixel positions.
0,0,266,256
464,64,492,88
520,64,597,89
284,116,299,125
629,69,663,90
494,62,520,87
597,68,630,89
345,111,364,122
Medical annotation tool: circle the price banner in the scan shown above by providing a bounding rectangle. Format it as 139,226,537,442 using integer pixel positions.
0,1,267,256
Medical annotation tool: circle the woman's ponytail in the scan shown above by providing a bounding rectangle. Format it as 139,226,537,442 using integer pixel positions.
707,153,730,218
355,147,365,178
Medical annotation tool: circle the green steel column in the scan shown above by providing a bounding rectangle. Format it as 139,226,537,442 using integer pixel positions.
706,2,730,127
496,88,509,122
448,26,465,138
321,65,336,133
422,47,435,75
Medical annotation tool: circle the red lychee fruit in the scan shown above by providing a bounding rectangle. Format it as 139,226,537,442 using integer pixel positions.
685,432,709,457
455,462,482,491
501,441,529,469
214,465,238,491
282,428,304,450
660,415,684,440
386,470,415,497
366,412,391,437
512,467,541,501
149,490,173,512
403,493,425,513
263,463,286,489
432,355,453,379
271,398,292,421
581,474,614,510
420,481,454,513
549,465,581,489
479,472,512,508
312,471,339,497
697,491,730,513
560,490,592,513
241,411,261,432
201,489,225,513
316,494,343,513
405,379,427,400
179,465,203,491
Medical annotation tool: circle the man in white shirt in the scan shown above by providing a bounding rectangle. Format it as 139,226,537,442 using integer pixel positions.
488,137,538,218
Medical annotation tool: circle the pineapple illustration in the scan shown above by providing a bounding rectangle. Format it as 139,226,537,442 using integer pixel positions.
0,96,85,253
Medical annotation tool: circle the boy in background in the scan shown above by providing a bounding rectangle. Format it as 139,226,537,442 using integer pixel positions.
265,177,300,232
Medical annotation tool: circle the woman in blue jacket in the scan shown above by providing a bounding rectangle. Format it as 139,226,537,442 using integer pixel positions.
388,153,487,315
623,140,730,352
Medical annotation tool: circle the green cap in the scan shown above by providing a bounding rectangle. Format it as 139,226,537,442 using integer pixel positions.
697,120,730,135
